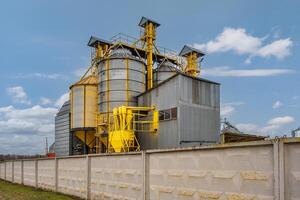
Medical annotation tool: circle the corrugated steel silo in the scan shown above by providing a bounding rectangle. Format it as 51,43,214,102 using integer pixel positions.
97,48,146,114
70,75,98,129
70,75,98,153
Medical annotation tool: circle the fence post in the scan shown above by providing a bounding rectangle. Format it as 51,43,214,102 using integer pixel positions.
4,161,6,181
55,158,58,192
273,140,280,200
35,160,38,189
279,140,285,200
12,161,14,183
21,160,24,185
142,151,149,200
86,155,91,200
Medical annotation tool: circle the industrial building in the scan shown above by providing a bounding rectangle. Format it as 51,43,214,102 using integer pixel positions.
54,17,220,156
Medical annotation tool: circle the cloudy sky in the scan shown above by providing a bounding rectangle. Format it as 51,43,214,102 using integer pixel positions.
0,0,299,154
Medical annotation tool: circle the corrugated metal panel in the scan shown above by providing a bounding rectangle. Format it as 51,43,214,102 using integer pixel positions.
98,54,146,113
55,101,71,157
138,74,220,149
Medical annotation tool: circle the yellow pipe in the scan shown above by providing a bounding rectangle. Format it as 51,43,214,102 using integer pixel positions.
144,22,155,89
186,52,198,77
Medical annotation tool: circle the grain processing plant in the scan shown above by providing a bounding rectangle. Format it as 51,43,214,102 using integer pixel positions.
55,17,220,157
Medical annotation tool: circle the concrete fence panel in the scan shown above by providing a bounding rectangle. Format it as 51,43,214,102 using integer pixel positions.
0,163,3,179
5,161,13,182
13,161,22,184
38,159,55,191
57,156,87,199
90,153,143,200
0,139,300,200
284,142,300,200
148,144,274,200
23,160,36,187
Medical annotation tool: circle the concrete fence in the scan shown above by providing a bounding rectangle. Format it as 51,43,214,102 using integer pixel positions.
0,138,300,200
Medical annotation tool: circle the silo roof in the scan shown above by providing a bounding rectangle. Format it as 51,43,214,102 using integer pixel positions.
70,75,97,89
137,72,220,97
87,36,112,48
179,45,205,57
138,16,160,28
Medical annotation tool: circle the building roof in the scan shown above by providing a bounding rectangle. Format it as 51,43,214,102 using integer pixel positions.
221,132,267,143
137,72,220,97
87,36,112,48
70,75,98,89
179,45,205,57
56,100,70,116
138,16,160,28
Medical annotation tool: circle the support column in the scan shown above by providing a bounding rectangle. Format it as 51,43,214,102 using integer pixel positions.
4,161,6,180
142,151,150,200
84,131,86,154
21,160,24,184
273,140,280,200
86,155,91,200
279,141,285,200
12,161,14,183
145,22,154,90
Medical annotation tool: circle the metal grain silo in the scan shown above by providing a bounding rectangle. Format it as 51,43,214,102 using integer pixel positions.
70,75,98,153
97,48,146,114
70,75,98,128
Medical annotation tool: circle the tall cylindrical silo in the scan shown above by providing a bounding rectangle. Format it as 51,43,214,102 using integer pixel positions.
70,74,98,154
97,48,146,115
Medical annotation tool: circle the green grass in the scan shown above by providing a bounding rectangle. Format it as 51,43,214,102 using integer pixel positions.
0,180,82,200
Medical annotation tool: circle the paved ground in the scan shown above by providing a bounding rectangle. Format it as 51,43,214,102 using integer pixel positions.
0,180,81,200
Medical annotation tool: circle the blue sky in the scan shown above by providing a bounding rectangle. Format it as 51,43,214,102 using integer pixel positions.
0,0,299,154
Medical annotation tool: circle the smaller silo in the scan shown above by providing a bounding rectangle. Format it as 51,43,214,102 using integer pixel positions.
70,75,98,154
154,61,178,86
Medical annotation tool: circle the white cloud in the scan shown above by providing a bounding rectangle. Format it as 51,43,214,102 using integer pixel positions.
236,115,295,136
221,104,235,117
0,105,57,135
6,86,31,105
257,38,292,59
236,123,258,133
259,124,280,134
55,92,69,107
194,27,293,63
267,116,294,126
194,28,261,55
0,105,58,154
0,134,48,155
15,73,68,80
73,67,87,77
40,97,52,105
272,101,283,109
221,102,244,117
202,67,294,77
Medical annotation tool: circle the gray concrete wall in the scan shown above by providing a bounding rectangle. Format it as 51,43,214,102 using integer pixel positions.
90,153,143,199
57,157,87,199
23,160,36,187
13,161,22,184
38,159,55,191
5,161,13,182
0,162,5,179
0,138,299,200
